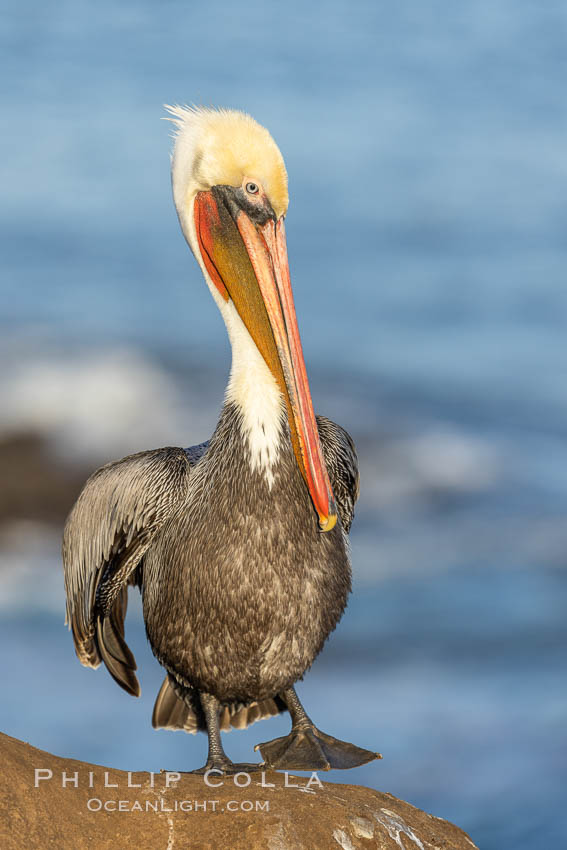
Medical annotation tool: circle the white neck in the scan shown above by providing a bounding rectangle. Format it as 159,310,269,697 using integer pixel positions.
223,300,285,487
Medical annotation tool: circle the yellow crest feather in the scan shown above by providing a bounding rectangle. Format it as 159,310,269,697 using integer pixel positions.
166,105,289,219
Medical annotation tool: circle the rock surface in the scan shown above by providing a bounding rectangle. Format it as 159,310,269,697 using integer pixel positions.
0,732,478,849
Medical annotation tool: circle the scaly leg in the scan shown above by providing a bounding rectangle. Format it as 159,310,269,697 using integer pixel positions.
190,692,262,775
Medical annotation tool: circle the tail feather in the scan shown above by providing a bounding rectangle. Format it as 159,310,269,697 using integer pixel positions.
152,675,203,733
221,698,284,731
152,675,286,734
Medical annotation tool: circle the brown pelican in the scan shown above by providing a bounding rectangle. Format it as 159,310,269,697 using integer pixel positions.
63,106,380,774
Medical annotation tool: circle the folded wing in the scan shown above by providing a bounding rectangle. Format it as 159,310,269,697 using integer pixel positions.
316,417,359,534
62,446,200,696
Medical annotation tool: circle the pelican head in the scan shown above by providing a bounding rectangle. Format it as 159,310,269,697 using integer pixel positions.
166,105,336,532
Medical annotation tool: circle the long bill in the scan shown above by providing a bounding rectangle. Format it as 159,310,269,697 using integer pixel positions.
194,188,337,532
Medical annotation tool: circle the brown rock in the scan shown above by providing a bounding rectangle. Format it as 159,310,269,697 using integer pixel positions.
0,732,478,849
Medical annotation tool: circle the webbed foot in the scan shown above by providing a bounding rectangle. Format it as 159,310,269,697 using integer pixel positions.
255,726,381,771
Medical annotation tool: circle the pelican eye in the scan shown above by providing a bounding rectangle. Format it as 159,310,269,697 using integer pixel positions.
245,182,259,195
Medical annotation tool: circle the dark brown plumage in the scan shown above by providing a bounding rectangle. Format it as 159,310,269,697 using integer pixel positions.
63,405,358,727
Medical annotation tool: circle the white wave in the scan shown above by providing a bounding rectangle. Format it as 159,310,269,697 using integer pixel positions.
358,427,499,513
0,344,218,462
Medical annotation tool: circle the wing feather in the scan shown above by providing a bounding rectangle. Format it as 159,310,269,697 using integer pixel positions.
62,445,203,695
316,416,359,533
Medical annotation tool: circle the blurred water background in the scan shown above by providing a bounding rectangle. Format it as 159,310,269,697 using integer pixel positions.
1,2,566,847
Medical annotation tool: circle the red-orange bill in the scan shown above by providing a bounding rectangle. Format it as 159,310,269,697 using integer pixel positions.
194,189,337,531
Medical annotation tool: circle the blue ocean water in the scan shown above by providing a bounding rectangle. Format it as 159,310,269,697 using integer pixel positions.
1,2,566,848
